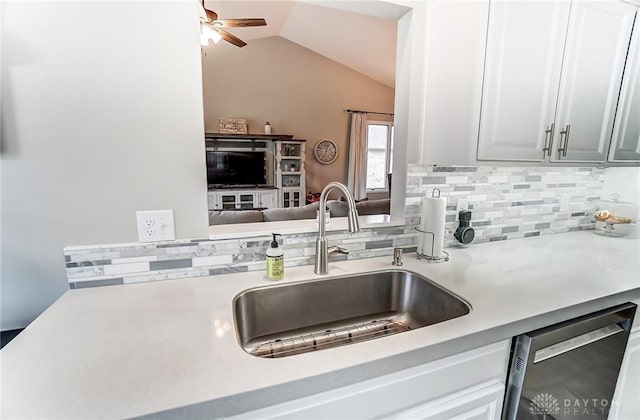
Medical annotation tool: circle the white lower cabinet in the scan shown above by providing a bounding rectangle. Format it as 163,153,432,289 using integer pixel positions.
610,330,640,419
230,340,510,420
394,381,504,420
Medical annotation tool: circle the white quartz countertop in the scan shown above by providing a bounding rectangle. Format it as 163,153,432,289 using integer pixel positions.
2,231,639,419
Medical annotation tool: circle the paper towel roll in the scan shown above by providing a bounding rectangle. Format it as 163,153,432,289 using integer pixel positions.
418,194,447,258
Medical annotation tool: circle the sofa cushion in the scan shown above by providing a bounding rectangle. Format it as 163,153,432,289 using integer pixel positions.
209,210,264,225
327,199,391,217
326,200,349,217
262,202,321,222
356,199,390,215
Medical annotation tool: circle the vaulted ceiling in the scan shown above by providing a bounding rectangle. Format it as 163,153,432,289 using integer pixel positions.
203,1,409,87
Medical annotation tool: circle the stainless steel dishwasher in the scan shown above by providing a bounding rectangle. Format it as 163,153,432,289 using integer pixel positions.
503,302,636,420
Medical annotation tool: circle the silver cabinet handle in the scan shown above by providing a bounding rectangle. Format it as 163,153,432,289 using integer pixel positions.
557,124,571,158
533,323,624,364
542,122,555,157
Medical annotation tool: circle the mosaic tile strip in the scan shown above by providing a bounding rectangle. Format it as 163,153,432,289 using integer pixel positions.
406,164,603,247
65,225,419,288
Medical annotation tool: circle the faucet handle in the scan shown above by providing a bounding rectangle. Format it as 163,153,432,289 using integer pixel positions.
392,248,403,266
328,245,349,255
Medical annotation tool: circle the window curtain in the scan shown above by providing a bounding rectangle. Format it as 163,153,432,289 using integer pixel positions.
347,112,368,200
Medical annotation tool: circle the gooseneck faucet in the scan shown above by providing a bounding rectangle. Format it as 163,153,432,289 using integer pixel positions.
315,182,361,275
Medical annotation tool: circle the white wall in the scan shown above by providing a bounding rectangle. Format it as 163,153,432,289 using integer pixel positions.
1,1,208,330
0,0,3,152
389,1,426,218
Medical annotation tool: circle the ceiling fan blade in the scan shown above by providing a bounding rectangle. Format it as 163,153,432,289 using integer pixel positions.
214,18,267,28
204,9,218,23
214,28,247,48
198,1,208,21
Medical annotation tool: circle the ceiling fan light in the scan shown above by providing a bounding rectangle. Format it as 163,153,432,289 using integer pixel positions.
210,29,222,44
200,32,210,47
201,25,214,38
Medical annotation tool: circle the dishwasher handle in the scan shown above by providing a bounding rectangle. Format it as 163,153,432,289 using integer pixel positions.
533,323,625,364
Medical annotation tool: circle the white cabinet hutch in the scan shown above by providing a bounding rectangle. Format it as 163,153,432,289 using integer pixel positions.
274,139,306,208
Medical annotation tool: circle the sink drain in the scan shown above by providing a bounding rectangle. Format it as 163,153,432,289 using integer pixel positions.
251,319,410,358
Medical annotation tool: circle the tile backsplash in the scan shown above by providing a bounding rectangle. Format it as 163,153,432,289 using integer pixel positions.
64,225,417,289
406,165,603,246
64,165,604,288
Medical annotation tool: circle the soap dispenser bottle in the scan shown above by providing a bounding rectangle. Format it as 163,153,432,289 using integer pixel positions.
266,233,284,280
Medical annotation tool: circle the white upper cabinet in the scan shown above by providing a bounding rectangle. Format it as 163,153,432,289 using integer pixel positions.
477,0,638,163
552,0,637,162
609,15,640,162
478,0,571,161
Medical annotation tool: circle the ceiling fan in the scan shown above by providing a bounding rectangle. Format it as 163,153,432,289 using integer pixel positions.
199,1,267,48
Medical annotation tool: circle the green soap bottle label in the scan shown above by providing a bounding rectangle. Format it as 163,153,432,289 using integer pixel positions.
267,256,284,279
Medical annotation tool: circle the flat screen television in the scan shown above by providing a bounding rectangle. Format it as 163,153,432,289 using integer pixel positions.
206,151,267,187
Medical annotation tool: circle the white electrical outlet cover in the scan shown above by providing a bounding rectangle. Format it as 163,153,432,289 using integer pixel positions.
136,210,176,243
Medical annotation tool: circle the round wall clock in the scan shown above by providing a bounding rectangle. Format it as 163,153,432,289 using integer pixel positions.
314,139,338,164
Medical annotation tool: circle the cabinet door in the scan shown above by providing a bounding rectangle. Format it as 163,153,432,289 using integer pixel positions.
280,189,302,208
258,191,275,209
610,331,640,420
291,190,301,207
229,340,510,420
552,0,637,162
207,192,220,210
238,193,255,209
220,194,237,210
609,19,640,162
477,0,570,161
394,381,504,420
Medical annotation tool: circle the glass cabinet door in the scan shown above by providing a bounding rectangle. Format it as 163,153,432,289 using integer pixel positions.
221,195,236,210
239,194,254,209
283,143,300,157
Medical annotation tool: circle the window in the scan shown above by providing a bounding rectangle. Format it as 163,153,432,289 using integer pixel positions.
366,122,394,191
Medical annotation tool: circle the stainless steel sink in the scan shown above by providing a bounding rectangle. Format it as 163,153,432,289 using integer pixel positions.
233,270,471,358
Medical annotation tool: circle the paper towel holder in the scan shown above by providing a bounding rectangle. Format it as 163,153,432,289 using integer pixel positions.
415,189,449,262
415,226,450,262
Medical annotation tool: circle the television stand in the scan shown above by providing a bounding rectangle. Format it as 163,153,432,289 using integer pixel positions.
205,133,307,208
207,187,278,210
